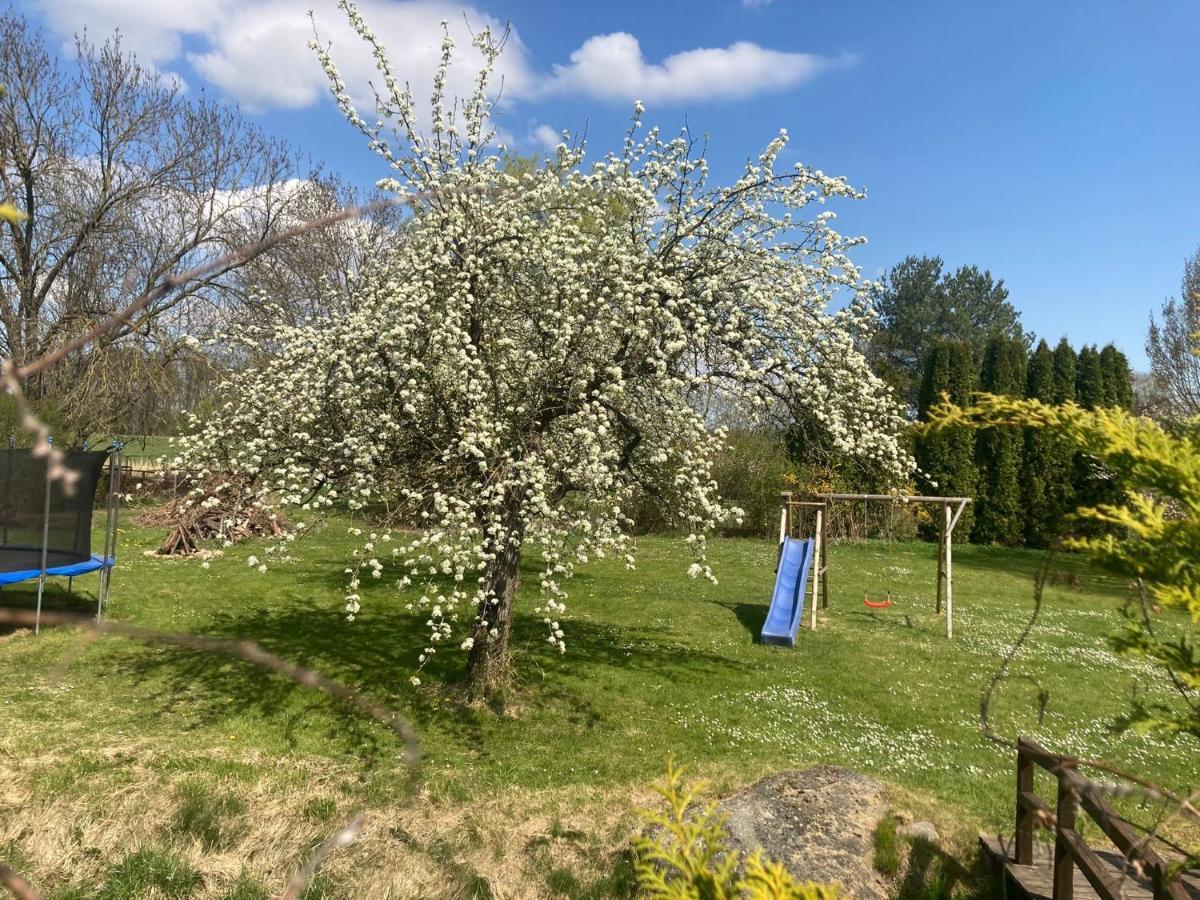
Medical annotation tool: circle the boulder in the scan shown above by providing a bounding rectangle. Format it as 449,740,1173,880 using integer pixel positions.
899,821,939,844
719,766,890,900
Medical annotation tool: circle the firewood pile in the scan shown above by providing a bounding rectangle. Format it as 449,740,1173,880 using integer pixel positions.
137,474,286,556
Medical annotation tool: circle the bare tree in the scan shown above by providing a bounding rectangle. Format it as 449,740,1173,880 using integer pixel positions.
227,172,402,330
0,10,303,438
1146,244,1200,421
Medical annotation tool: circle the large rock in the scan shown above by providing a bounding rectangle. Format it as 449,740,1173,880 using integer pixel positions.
720,766,890,900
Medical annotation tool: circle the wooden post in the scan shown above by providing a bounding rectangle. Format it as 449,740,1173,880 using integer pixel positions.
944,503,954,640
1053,774,1077,900
935,502,946,614
820,509,829,609
1016,745,1035,865
810,507,823,630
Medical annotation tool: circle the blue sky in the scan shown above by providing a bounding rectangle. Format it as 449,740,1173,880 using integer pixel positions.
27,0,1200,367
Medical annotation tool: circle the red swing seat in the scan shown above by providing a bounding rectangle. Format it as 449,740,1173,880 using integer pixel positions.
863,591,893,609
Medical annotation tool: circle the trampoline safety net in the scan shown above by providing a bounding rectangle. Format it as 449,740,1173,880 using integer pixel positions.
0,449,109,573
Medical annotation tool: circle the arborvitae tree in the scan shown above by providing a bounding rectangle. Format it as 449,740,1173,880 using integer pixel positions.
1076,345,1106,409
1051,338,1077,404
915,340,976,540
1022,340,1057,547
1099,343,1134,409
1072,345,1117,529
973,336,1027,544
1041,338,1080,544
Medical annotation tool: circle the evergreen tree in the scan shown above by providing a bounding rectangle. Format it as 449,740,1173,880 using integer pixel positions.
1051,338,1077,404
871,256,1026,410
1042,338,1082,543
1073,345,1117,527
973,336,1027,544
1076,345,1106,409
1022,340,1057,547
915,340,976,540
1099,343,1134,409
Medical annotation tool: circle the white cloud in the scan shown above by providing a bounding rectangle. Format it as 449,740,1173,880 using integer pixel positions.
36,0,535,115
527,123,561,151
742,0,776,8
33,0,847,114
194,0,536,114
542,32,843,104
36,0,230,65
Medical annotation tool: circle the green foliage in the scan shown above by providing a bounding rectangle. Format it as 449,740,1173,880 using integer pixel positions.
0,392,71,446
972,337,1027,545
711,430,796,537
914,340,976,539
929,395,1200,741
871,255,1025,407
636,760,842,900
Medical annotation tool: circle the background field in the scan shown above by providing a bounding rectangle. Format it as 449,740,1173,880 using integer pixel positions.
0,517,1192,898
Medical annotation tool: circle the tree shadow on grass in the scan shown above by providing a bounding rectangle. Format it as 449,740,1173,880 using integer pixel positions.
77,588,744,770
718,602,770,643
897,837,1002,900
0,580,100,635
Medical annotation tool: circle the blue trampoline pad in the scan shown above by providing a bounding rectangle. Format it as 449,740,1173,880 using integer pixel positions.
0,554,114,587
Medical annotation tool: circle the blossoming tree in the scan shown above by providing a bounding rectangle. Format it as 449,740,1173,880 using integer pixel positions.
183,2,909,698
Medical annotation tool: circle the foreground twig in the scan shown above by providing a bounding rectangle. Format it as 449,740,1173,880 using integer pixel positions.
979,550,1056,749
278,814,365,900
0,863,40,900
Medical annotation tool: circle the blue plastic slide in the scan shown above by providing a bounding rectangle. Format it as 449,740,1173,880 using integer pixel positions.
760,537,815,647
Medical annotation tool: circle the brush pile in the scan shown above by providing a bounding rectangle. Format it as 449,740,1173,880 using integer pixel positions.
137,473,286,556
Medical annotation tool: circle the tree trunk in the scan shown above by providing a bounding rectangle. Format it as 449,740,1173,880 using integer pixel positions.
463,522,523,702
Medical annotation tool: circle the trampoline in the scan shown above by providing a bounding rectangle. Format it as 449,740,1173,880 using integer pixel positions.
0,443,123,632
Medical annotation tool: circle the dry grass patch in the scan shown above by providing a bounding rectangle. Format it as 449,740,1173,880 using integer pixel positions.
0,742,647,898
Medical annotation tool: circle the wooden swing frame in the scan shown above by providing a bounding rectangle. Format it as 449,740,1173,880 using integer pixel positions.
779,491,972,639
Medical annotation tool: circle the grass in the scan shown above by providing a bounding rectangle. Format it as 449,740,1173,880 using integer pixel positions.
0,513,1194,897
874,815,903,879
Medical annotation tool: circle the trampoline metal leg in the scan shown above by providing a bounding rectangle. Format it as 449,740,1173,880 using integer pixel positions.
97,566,110,621
35,472,52,636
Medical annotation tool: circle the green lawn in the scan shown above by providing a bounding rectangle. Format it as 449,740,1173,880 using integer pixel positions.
0,516,1193,898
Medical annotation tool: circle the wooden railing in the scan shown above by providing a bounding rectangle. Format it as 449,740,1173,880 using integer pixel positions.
1015,737,1188,900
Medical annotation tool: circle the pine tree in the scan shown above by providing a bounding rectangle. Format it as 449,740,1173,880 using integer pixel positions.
915,340,976,540
973,336,1027,544
1099,343,1134,409
1022,340,1057,547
